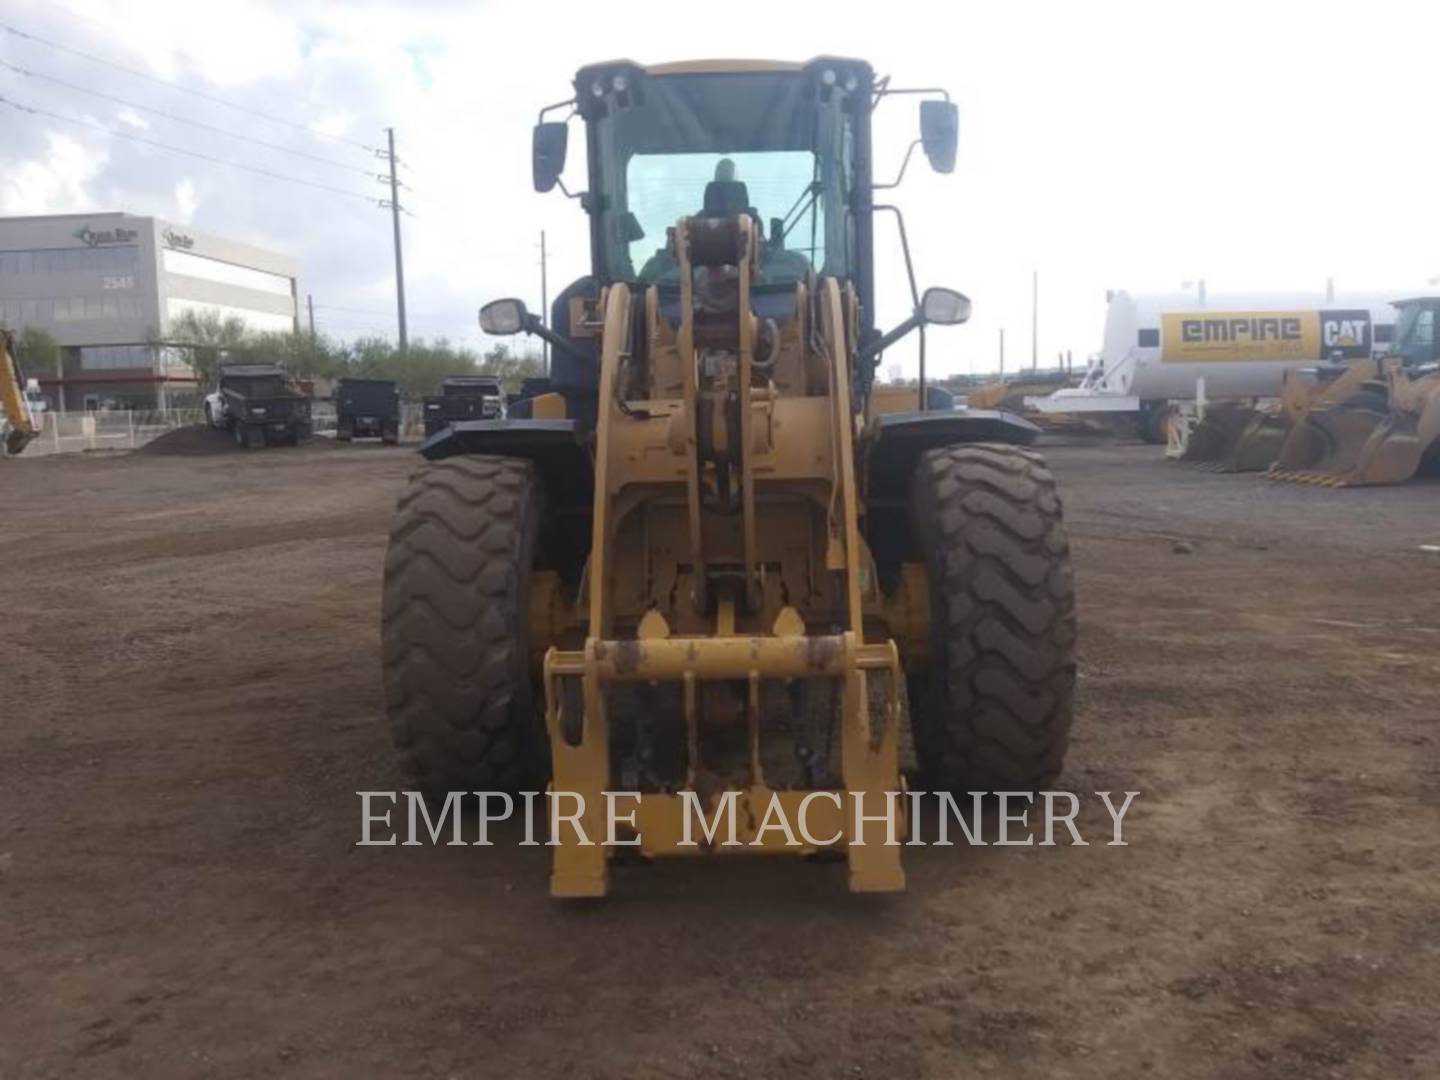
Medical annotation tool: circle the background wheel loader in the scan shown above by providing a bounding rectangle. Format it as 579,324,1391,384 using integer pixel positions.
1180,296,1440,484
381,58,1076,897
1,331,41,457
1269,297,1440,486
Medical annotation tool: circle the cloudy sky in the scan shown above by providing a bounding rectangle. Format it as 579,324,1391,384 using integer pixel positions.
3,0,1438,377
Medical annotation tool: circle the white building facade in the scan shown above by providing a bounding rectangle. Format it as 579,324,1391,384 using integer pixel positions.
0,212,298,410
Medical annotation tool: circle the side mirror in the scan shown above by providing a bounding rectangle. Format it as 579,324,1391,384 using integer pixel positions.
532,122,568,193
919,100,959,174
857,287,972,366
480,298,530,335
921,287,971,325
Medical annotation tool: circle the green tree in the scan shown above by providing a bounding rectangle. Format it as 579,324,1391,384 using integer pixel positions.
233,328,348,381
161,309,248,391
15,325,61,379
479,344,545,394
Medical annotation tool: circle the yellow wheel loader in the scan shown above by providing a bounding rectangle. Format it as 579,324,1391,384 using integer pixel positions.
1,331,41,457
1269,297,1440,486
1177,399,1292,473
381,58,1076,897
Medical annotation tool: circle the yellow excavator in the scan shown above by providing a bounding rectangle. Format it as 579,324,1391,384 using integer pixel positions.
1,330,41,457
1181,296,1440,485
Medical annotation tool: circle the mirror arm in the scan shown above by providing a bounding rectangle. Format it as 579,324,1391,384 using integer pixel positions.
873,139,922,191
871,85,952,108
537,98,576,123
870,204,929,408
858,311,923,366
872,204,921,309
522,314,587,364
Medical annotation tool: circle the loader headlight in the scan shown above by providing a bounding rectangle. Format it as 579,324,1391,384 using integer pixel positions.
820,68,837,87
611,74,628,93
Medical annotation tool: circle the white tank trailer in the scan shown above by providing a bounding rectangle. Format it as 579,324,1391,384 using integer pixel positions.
1027,290,1402,440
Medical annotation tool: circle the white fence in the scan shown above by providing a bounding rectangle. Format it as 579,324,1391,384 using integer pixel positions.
17,402,429,457
21,409,204,456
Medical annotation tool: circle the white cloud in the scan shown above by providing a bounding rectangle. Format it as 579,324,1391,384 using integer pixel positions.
0,133,107,214
173,177,197,221
115,107,149,129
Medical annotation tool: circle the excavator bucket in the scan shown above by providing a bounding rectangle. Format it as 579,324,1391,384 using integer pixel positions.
1179,402,1289,472
1269,363,1440,487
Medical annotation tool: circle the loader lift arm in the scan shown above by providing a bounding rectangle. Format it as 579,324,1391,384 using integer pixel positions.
1,331,40,457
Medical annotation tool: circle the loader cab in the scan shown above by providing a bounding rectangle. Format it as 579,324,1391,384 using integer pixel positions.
513,58,961,411
1389,298,1440,369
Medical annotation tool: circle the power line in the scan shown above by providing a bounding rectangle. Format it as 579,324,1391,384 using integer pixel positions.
0,20,378,154
313,303,394,317
0,58,376,177
0,93,380,204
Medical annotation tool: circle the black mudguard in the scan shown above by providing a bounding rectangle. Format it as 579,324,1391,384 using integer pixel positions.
865,408,1038,497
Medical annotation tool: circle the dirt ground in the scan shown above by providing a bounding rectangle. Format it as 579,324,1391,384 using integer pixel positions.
2,434,1437,1079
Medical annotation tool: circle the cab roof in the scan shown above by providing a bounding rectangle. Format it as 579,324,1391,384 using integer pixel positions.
576,56,870,80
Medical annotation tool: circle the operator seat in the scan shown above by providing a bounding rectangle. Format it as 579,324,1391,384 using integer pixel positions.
701,180,753,219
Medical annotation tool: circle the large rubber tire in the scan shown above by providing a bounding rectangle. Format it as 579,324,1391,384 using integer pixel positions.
1142,402,1177,445
337,417,354,442
381,456,545,794
910,444,1077,792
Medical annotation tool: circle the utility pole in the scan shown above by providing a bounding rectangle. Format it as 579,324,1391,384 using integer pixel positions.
539,230,549,375
379,127,408,353
998,327,1005,377
1030,270,1039,371
306,293,316,369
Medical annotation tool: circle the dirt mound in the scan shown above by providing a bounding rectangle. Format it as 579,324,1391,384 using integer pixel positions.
136,426,350,456
136,424,238,456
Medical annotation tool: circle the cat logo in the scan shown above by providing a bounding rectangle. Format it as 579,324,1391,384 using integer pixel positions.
1318,309,1371,360
1161,311,1319,362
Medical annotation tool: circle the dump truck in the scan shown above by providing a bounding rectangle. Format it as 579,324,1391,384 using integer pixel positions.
1266,296,1440,485
335,377,400,443
381,57,1076,897
204,363,312,448
1,330,40,457
421,375,505,437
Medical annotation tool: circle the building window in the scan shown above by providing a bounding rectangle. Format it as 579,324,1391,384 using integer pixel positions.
161,248,293,298
0,245,139,274
165,297,295,335
78,344,158,371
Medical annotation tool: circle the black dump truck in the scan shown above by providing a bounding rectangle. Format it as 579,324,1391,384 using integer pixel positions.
334,377,401,443
205,363,311,448
422,376,505,437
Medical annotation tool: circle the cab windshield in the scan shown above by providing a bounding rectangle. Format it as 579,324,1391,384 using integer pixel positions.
1391,302,1436,363
589,71,855,286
